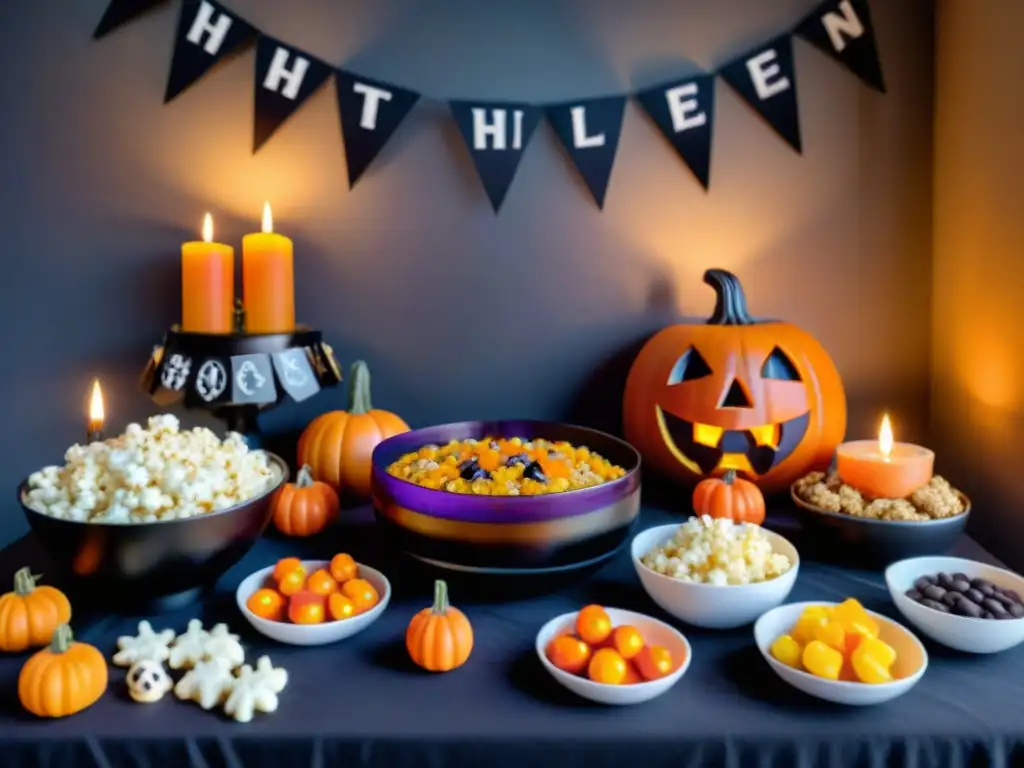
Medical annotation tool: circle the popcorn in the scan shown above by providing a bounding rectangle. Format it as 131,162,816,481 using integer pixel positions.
24,415,277,524
640,516,793,585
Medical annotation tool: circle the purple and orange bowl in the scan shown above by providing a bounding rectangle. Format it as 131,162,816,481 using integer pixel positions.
370,421,642,577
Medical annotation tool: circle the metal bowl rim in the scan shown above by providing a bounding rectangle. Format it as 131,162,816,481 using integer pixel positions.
18,450,288,528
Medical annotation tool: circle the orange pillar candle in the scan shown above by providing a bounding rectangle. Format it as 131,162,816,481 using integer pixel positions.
181,213,234,333
242,202,295,333
835,414,934,499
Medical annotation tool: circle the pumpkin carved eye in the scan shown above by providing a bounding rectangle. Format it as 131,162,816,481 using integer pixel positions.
761,347,801,381
667,347,713,384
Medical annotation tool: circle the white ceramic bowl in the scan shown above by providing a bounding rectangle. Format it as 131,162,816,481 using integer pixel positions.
885,555,1024,654
236,559,391,645
754,601,928,706
535,607,691,705
631,522,799,629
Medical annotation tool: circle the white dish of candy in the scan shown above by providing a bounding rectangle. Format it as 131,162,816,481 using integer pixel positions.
886,556,1024,654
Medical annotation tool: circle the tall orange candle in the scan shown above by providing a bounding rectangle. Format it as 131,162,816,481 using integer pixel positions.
242,202,295,333
181,213,234,333
835,414,934,499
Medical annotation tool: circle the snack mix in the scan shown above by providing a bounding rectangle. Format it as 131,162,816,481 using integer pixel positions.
793,470,965,522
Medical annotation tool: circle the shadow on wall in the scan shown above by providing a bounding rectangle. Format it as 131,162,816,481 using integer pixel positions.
566,274,679,437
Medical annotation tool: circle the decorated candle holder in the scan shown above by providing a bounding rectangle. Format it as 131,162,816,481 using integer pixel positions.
140,317,341,444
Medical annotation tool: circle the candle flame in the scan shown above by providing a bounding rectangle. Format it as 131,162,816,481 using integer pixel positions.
261,201,273,234
202,212,213,243
878,413,893,458
88,379,105,430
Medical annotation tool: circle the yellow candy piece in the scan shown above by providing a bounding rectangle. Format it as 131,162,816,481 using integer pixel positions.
792,608,830,645
770,634,803,669
802,640,844,680
851,636,897,684
832,598,880,640
813,620,847,653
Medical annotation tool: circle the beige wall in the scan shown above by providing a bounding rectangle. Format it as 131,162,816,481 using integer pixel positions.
934,1,1024,568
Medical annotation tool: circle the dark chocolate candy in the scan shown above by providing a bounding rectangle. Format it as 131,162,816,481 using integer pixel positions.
522,461,547,483
920,598,948,612
923,584,947,601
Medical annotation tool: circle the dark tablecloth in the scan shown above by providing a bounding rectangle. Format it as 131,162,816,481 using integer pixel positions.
0,502,1022,768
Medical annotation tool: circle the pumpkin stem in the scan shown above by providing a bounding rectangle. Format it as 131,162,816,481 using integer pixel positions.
13,567,39,597
295,464,315,488
348,361,373,415
431,579,449,615
722,470,736,485
49,624,74,654
703,269,755,326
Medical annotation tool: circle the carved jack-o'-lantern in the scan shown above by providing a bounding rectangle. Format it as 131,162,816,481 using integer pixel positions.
623,269,846,494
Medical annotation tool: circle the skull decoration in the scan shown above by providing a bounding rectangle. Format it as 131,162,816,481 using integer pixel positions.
623,269,846,494
126,659,172,704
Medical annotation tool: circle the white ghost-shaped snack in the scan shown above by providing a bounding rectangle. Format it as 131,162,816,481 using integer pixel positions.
223,656,288,723
113,620,176,667
126,659,172,703
168,619,210,670
174,658,236,710
202,623,245,670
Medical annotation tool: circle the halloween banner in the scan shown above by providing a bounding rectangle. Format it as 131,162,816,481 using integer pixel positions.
95,0,886,212
142,340,342,407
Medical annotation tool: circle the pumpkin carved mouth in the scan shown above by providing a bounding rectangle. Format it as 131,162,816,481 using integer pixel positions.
655,407,810,477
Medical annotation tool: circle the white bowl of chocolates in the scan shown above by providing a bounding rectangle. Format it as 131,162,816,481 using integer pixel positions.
886,556,1024,654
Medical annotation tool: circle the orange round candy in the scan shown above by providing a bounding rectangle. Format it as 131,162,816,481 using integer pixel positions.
546,634,592,675
587,647,628,685
288,591,326,624
634,645,674,681
575,605,612,645
340,578,379,613
329,553,358,583
622,660,643,684
246,588,285,621
610,625,645,660
273,557,305,583
278,568,306,597
328,593,357,621
306,568,339,596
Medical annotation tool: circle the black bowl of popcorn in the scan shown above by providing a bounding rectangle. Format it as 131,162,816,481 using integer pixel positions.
790,470,970,567
18,415,287,610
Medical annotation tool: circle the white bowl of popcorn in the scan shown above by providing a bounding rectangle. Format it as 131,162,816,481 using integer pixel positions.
631,518,799,629
19,415,286,604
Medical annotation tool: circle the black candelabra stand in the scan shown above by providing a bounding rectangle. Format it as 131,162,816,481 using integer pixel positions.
140,302,342,446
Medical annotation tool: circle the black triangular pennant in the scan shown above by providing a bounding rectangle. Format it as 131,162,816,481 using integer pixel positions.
94,0,171,39
545,96,626,209
165,0,257,103
636,74,716,190
335,70,420,189
449,101,541,213
795,0,885,93
253,37,334,153
719,36,802,153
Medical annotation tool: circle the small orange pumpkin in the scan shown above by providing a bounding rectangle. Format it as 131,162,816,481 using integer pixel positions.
406,580,473,672
272,464,340,537
297,360,410,497
18,624,107,718
0,568,72,652
692,470,766,524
